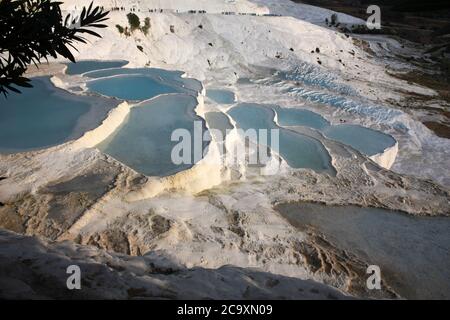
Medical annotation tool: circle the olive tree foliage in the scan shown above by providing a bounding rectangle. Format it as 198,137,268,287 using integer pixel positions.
126,13,140,31
0,0,109,97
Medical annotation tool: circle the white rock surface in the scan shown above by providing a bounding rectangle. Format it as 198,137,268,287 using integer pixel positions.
52,0,450,186
0,229,350,300
0,0,449,300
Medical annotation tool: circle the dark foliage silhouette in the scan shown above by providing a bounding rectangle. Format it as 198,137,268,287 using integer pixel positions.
0,0,109,97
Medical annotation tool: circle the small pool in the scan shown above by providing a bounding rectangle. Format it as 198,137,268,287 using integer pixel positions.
228,104,334,173
84,68,202,101
206,89,236,104
84,68,203,94
274,106,329,130
65,60,128,75
87,75,185,101
205,112,234,142
323,125,397,156
275,202,450,299
97,94,209,177
0,77,114,154
273,107,396,156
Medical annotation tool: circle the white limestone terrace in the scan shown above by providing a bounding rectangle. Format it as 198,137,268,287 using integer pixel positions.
0,229,351,300
0,0,449,300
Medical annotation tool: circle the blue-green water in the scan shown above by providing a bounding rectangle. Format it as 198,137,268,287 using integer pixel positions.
97,94,208,177
323,124,396,156
228,103,334,173
273,107,396,156
85,67,203,101
79,65,208,176
87,75,184,101
274,106,329,130
0,77,110,153
229,104,275,130
84,68,203,94
0,63,207,179
65,60,128,75
206,89,236,104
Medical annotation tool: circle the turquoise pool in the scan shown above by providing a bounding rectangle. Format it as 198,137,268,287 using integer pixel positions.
0,62,207,180
76,65,207,176
97,94,209,177
228,103,334,173
274,106,329,130
65,60,128,75
85,68,202,101
87,75,185,101
0,77,114,154
273,107,396,156
84,68,203,94
323,124,396,156
206,89,236,104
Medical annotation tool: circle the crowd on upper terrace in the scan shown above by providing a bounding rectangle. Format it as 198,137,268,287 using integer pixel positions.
105,6,281,17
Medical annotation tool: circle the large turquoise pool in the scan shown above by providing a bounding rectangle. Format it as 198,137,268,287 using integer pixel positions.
85,68,203,94
0,62,208,179
87,75,185,101
97,94,209,177
0,77,114,154
85,68,202,101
